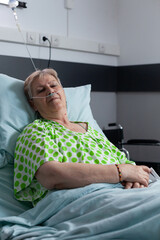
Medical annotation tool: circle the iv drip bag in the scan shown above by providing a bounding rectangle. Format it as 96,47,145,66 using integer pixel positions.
9,0,18,10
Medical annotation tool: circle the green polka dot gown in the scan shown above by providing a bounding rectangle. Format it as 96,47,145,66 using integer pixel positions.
14,119,134,205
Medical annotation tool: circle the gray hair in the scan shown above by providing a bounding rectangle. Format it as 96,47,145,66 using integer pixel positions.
24,68,62,101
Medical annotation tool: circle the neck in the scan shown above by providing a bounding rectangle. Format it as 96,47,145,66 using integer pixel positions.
42,109,70,125
51,116,70,126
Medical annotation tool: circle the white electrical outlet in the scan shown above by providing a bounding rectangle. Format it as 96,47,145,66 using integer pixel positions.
98,43,106,53
39,34,50,46
26,32,36,44
51,36,60,47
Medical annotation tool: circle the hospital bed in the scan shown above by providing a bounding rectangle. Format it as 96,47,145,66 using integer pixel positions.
1,74,160,240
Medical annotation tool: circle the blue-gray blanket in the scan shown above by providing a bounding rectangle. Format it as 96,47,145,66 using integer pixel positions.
1,181,160,240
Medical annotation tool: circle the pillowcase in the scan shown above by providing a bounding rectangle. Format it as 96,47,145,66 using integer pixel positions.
0,74,104,168
64,85,104,134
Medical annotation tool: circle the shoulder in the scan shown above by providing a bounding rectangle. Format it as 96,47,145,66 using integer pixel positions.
16,119,47,142
21,119,47,133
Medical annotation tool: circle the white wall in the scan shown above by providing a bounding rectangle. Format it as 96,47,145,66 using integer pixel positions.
117,0,160,66
0,0,118,66
0,0,118,128
117,0,160,162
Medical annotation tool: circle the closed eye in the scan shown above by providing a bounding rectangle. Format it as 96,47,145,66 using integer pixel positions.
50,84,58,88
37,88,45,94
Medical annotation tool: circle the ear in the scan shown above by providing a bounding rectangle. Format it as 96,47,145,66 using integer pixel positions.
29,100,38,111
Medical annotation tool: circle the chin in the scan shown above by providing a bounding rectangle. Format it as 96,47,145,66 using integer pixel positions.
51,102,66,111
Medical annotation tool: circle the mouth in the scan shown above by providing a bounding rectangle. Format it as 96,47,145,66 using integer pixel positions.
48,96,59,103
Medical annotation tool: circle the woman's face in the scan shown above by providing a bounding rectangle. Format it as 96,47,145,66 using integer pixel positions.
30,74,66,119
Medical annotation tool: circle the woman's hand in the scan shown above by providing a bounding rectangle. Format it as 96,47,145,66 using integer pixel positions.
122,181,145,189
119,164,151,187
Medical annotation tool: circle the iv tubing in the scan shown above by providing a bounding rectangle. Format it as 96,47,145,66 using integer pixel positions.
11,8,37,71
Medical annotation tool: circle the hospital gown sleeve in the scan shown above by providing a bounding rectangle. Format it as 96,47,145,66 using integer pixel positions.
14,120,63,204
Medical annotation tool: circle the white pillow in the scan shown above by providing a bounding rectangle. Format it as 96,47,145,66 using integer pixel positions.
64,85,104,133
0,74,103,168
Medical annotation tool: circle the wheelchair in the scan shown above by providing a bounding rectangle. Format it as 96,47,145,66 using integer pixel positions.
103,123,160,175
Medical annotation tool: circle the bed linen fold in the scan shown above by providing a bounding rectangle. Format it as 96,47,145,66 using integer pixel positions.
1,182,160,240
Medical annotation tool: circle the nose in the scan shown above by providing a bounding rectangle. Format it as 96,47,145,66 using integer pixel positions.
46,86,54,96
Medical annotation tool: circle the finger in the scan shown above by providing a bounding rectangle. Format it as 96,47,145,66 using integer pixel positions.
132,182,140,188
138,167,150,186
141,165,151,173
125,182,133,189
138,177,149,187
139,177,149,187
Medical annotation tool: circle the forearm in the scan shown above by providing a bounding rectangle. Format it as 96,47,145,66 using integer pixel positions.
35,161,120,190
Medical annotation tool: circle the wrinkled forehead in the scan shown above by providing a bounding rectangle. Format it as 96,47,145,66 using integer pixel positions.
31,73,59,88
32,73,59,85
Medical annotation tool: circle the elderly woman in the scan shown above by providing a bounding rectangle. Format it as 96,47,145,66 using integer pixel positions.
14,68,150,206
